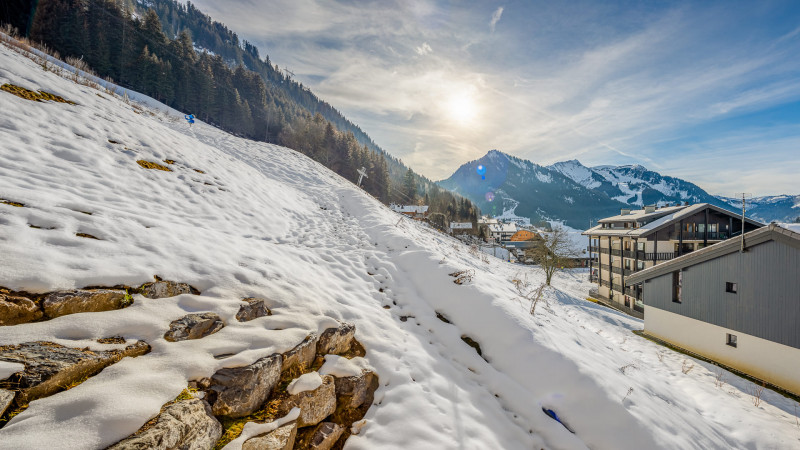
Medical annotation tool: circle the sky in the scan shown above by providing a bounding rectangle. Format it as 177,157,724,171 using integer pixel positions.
186,0,800,196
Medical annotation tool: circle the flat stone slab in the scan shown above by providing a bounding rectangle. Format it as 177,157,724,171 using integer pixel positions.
137,280,199,299
109,398,222,450
0,293,42,325
42,289,129,319
236,297,271,322
164,312,224,342
0,340,150,404
209,353,282,418
242,420,297,450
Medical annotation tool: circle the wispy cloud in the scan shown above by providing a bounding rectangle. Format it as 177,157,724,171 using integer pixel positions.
489,6,504,33
415,42,433,56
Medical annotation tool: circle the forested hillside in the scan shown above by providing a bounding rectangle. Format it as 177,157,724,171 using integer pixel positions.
0,0,477,224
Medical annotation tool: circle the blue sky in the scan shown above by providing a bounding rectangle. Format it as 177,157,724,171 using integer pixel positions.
187,0,800,196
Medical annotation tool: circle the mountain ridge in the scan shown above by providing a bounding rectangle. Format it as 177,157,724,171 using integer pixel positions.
440,150,797,228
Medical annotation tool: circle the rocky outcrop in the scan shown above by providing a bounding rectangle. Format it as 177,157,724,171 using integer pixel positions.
278,375,336,428
242,421,298,450
236,298,271,322
164,313,224,342
0,293,42,325
0,389,14,416
316,323,355,356
0,340,150,404
42,289,129,319
306,422,344,450
137,280,199,299
209,353,282,418
281,334,318,373
109,398,222,450
330,370,379,413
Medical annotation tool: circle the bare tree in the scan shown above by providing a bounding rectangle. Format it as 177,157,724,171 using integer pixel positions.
531,226,580,285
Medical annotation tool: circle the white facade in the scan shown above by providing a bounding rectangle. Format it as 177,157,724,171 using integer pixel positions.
646,307,800,396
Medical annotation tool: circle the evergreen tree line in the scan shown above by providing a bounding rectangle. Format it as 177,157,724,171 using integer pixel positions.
1,0,479,225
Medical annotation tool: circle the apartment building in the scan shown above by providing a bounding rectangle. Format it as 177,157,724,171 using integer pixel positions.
582,203,763,315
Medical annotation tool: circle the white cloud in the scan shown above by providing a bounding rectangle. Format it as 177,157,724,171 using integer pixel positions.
489,6,504,33
415,42,433,56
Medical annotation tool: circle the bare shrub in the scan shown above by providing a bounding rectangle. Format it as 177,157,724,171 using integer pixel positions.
619,363,637,375
511,272,547,316
481,253,490,264
622,387,634,402
656,351,665,363
449,269,474,285
681,359,695,374
745,382,766,407
713,367,727,389
468,244,479,257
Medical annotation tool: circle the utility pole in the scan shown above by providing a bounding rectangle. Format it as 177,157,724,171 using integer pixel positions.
734,192,752,252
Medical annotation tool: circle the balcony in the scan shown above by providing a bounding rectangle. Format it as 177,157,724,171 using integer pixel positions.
667,231,729,241
642,252,677,261
588,245,599,253
610,248,622,257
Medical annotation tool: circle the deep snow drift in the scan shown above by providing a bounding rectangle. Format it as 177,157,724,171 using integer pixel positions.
1,41,799,449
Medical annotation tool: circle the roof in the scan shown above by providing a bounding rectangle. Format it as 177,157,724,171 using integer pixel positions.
489,223,518,233
390,204,429,214
598,205,686,223
583,203,763,238
625,223,800,285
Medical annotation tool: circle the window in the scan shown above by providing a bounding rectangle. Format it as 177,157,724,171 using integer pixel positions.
672,270,682,303
725,282,738,293
637,261,645,270
637,242,645,251
726,333,737,348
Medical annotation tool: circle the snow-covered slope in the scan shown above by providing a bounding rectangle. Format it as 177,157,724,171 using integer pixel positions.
1,42,799,450
716,194,800,224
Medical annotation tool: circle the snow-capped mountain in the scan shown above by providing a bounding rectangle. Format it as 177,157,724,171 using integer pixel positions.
715,195,800,224
439,151,773,228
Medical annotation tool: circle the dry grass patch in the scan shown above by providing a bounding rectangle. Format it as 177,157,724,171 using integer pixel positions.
1,83,76,104
0,198,24,207
136,160,172,172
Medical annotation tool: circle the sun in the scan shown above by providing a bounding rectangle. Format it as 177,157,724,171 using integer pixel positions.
445,90,479,126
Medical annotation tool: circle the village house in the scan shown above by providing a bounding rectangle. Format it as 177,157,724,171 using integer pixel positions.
624,223,800,395
389,203,429,220
488,222,518,242
582,203,762,316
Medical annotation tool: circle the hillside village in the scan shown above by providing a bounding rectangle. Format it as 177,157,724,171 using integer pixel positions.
1,3,800,450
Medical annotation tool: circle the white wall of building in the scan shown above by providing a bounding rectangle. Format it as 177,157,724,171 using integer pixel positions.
645,307,800,396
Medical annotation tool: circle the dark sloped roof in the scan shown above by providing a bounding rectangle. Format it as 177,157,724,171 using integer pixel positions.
625,223,800,285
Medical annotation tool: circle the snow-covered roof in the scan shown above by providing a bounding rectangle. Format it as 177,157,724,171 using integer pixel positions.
583,203,763,238
598,205,686,223
488,223,518,233
390,204,429,214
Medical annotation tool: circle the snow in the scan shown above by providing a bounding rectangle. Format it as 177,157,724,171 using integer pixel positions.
548,160,601,189
319,355,374,378
0,361,24,379
286,372,323,395
534,171,553,183
1,39,799,450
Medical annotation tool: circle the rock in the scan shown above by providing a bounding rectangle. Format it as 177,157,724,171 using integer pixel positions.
236,297,271,322
317,322,355,356
0,340,150,404
164,312,224,342
137,280,198,299
281,334,318,373
109,398,222,450
330,370,379,426
0,294,42,325
308,422,344,450
209,353,282,418
242,421,298,450
42,289,128,319
278,374,336,428
0,389,14,416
